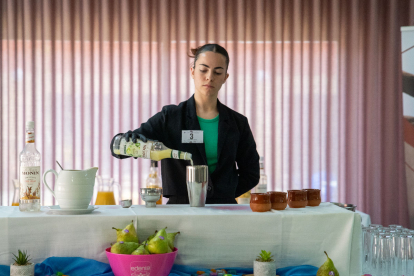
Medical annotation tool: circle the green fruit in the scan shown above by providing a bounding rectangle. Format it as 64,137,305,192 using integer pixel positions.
146,230,158,242
113,220,139,243
147,227,170,254
110,241,139,254
166,231,180,250
317,251,340,276
131,244,150,255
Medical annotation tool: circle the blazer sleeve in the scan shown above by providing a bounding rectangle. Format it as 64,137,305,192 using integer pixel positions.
234,117,260,197
110,106,169,159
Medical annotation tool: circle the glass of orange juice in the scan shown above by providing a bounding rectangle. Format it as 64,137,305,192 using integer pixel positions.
11,179,19,206
94,176,120,205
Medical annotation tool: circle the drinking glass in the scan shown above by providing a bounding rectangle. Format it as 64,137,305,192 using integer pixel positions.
371,229,381,273
363,228,375,274
389,230,399,276
396,234,414,276
377,233,392,276
389,225,403,229
370,224,383,229
11,179,19,206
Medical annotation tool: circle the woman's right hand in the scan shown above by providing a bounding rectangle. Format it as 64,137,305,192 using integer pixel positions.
123,130,148,143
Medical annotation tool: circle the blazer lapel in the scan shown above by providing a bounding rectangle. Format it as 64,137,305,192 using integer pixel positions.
186,95,208,165
216,99,229,164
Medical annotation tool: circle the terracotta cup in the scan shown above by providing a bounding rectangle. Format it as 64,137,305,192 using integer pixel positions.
267,191,287,210
250,193,271,212
303,189,321,207
287,190,308,208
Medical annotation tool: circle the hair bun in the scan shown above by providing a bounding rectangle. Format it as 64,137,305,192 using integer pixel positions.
189,47,201,58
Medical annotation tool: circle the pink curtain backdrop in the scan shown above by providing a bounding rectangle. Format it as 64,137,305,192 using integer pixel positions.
1,0,413,226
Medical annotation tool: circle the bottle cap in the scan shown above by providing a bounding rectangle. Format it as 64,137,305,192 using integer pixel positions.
151,160,158,167
26,121,35,129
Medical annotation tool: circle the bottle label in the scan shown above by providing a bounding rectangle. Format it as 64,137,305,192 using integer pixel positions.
119,139,153,159
171,150,181,159
26,132,35,143
20,166,41,200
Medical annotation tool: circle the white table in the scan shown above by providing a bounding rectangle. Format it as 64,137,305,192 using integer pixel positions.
0,203,362,276
356,210,371,227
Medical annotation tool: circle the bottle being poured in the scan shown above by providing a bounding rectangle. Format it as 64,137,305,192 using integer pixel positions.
112,134,193,165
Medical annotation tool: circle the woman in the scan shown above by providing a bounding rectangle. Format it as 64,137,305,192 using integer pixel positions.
110,44,260,204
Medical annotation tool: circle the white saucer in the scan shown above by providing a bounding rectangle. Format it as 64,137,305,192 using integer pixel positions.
45,205,99,215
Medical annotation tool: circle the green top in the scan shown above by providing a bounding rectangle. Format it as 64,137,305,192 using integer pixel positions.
197,114,219,174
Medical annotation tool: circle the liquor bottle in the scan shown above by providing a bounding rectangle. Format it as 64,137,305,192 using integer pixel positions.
19,121,41,212
253,156,267,194
146,160,163,205
112,134,193,165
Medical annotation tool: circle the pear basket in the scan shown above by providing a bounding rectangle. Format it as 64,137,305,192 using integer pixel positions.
105,247,178,276
106,222,179,276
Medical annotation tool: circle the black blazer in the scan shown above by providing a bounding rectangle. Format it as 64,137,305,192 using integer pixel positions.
112,95,260,203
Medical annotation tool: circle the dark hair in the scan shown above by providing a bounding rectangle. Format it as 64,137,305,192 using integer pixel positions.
188,44,230,71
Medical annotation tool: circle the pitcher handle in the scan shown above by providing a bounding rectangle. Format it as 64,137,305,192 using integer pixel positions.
43,169,58,199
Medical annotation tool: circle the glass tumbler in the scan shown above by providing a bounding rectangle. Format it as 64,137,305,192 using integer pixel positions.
377,233,392,276
396,234,414,276
370,229,381,273
370,224,383,229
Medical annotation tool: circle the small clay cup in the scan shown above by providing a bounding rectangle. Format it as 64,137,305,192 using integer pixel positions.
250,193,271,212
303,189,321,207
287,190,308,208
267,191,287,210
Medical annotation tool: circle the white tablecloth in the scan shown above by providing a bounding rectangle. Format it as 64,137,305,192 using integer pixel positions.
0,203,362,276
356,210,371,227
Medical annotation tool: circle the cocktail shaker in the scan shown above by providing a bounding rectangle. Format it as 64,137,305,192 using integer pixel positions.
186,165,208,207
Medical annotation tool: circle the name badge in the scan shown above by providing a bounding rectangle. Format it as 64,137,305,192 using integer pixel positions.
182,130,203,143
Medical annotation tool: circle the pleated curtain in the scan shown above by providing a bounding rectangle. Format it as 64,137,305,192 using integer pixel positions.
1,0,414,226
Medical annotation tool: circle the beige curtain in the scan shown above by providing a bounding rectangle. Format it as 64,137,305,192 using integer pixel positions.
1,0,413,226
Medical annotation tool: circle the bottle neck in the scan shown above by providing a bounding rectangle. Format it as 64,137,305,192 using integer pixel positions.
25,129,35,144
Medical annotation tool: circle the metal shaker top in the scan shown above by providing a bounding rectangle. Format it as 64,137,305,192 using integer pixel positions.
186,165,208,182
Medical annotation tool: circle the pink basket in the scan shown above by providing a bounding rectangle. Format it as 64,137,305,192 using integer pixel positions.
105,247,178,276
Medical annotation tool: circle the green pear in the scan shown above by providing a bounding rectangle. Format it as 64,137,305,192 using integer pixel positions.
146,230,158,241
147,227,170,254
110,241,139,255
141,240,150,251
112,220,139,243
131,244,150,255
166,231,180,250
317,251,340,276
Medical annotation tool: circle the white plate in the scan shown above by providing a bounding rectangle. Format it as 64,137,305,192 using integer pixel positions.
45,205,99,215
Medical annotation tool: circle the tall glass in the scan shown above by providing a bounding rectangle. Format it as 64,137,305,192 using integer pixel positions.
370,229,381,273
11,179,20,206
370,224,383,229
389,225,403,229
396,234,414,276
362,227,372,274
377,233,392,276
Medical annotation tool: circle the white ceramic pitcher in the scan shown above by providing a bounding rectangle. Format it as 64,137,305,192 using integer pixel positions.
43,167,98,209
